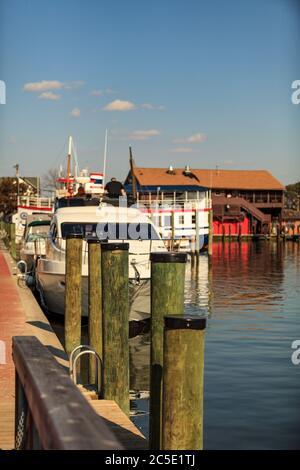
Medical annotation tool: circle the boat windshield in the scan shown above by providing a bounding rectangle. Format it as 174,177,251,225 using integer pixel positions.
26,226,49,242
61,222,160,240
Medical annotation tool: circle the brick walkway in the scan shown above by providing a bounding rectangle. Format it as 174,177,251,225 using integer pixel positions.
0,248,27,449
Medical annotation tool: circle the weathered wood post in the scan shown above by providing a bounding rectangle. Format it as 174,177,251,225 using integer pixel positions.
190,235,196,267
10,223,16,259
238,221,242,242
171,210,175,250
88,238,102,384
208,209,213,256
222,222,226,243
101,243,129,415
162,315,207,450
149,251,187,450
65,234,83,357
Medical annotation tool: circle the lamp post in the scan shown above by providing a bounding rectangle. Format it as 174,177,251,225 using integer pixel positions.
13,164,19,205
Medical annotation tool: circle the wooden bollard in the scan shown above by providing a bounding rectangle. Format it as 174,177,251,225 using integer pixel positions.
238,222,242,242
101,242,129,415
149,251,187,450
88,239,102,384
208,208,213,256
65,234,82,357
162,315,207,450
10,223,16,259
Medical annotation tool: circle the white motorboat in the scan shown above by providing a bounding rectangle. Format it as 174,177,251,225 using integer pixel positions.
35,201,167,321
19,218,51,271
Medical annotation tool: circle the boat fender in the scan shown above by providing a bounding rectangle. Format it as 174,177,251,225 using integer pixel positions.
25,274,35,288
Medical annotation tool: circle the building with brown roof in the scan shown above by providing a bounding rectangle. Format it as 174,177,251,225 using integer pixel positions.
124,166,285,235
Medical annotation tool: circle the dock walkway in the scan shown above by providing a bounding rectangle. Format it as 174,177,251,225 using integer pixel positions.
0,243,68,449
0,243,147,450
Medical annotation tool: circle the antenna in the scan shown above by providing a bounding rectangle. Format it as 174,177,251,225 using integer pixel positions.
66,136,73,196
102,129,108,186
72,139,80,178
129,146,137,202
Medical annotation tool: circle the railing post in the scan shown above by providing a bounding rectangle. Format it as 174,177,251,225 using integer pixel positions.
149,252,187,450
101,243,129,415
10,223,16,259
65,234,82,358
15,371,28,450
88,239,102,384
162,315,207,450
208,208,213,256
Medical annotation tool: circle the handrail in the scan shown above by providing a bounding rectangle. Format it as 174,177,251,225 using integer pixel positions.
69,344,102,396
13,336,124,450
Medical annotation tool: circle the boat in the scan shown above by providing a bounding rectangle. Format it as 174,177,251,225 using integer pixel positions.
35,201,167,321
19,216,51,271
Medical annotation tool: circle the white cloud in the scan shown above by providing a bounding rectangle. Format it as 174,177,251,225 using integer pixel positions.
91,88,116,97
24,80,64,92
70,107,81,118
187,133,206,143
140,103,165,110
103,99,136,111
171,147,194,153
172,132,206,144
63,81,85,90
38,91,61,100
223,159,234,166
90,90,103,96
129,129,161,141
23,80,84,94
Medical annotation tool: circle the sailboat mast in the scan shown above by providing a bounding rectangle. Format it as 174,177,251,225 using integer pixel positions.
102,129,108,186
129,146,137,202
67,135,73,196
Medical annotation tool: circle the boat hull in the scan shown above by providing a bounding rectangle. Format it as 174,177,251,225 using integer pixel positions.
36,271,151,322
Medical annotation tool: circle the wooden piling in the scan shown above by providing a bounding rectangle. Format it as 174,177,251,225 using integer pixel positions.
171,211,175,250
10,223,16,259
101,243,129,415
88,239,102,384
238,222,242,242
208,209,213,256
149,251,187,450
195,209,200,256
65,234,83,357
162,315,207,450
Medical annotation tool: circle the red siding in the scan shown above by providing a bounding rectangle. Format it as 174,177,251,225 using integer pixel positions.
213,217,250,235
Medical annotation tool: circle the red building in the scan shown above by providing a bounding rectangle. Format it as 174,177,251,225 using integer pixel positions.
125,166,285,236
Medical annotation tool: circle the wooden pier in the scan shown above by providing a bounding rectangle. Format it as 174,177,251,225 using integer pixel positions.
0,243,147,450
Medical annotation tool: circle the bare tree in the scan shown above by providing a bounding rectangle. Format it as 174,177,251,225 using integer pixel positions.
42,168,60,195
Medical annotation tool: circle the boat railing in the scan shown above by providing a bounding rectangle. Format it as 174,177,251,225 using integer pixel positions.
135,198,209,210
17,196,54,209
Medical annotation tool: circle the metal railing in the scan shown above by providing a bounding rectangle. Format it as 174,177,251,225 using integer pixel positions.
17,196,54,209
13,336,124,450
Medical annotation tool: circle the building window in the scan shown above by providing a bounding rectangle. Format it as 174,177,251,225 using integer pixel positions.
192,213,196,225
179,215,185,225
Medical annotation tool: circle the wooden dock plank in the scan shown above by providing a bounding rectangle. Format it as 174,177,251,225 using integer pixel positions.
0,243,147,450
0,244,68,450
88,399,147,450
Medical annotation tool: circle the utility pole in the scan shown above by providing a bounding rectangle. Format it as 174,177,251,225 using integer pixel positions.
13,164,19,204
129,146,137,202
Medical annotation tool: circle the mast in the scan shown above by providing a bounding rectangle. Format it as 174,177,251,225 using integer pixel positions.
129,146,137,202
66,135,73,196
102,129,108,186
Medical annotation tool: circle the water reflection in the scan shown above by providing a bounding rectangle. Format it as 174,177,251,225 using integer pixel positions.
49,241,300,449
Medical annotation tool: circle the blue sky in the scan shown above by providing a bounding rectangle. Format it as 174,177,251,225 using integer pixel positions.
0,0,299,184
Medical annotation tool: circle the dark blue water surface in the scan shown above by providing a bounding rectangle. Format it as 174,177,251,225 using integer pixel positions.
130,241,300,449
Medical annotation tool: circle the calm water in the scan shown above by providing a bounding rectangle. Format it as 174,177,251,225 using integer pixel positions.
49,241,300,449
130,241,300,449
